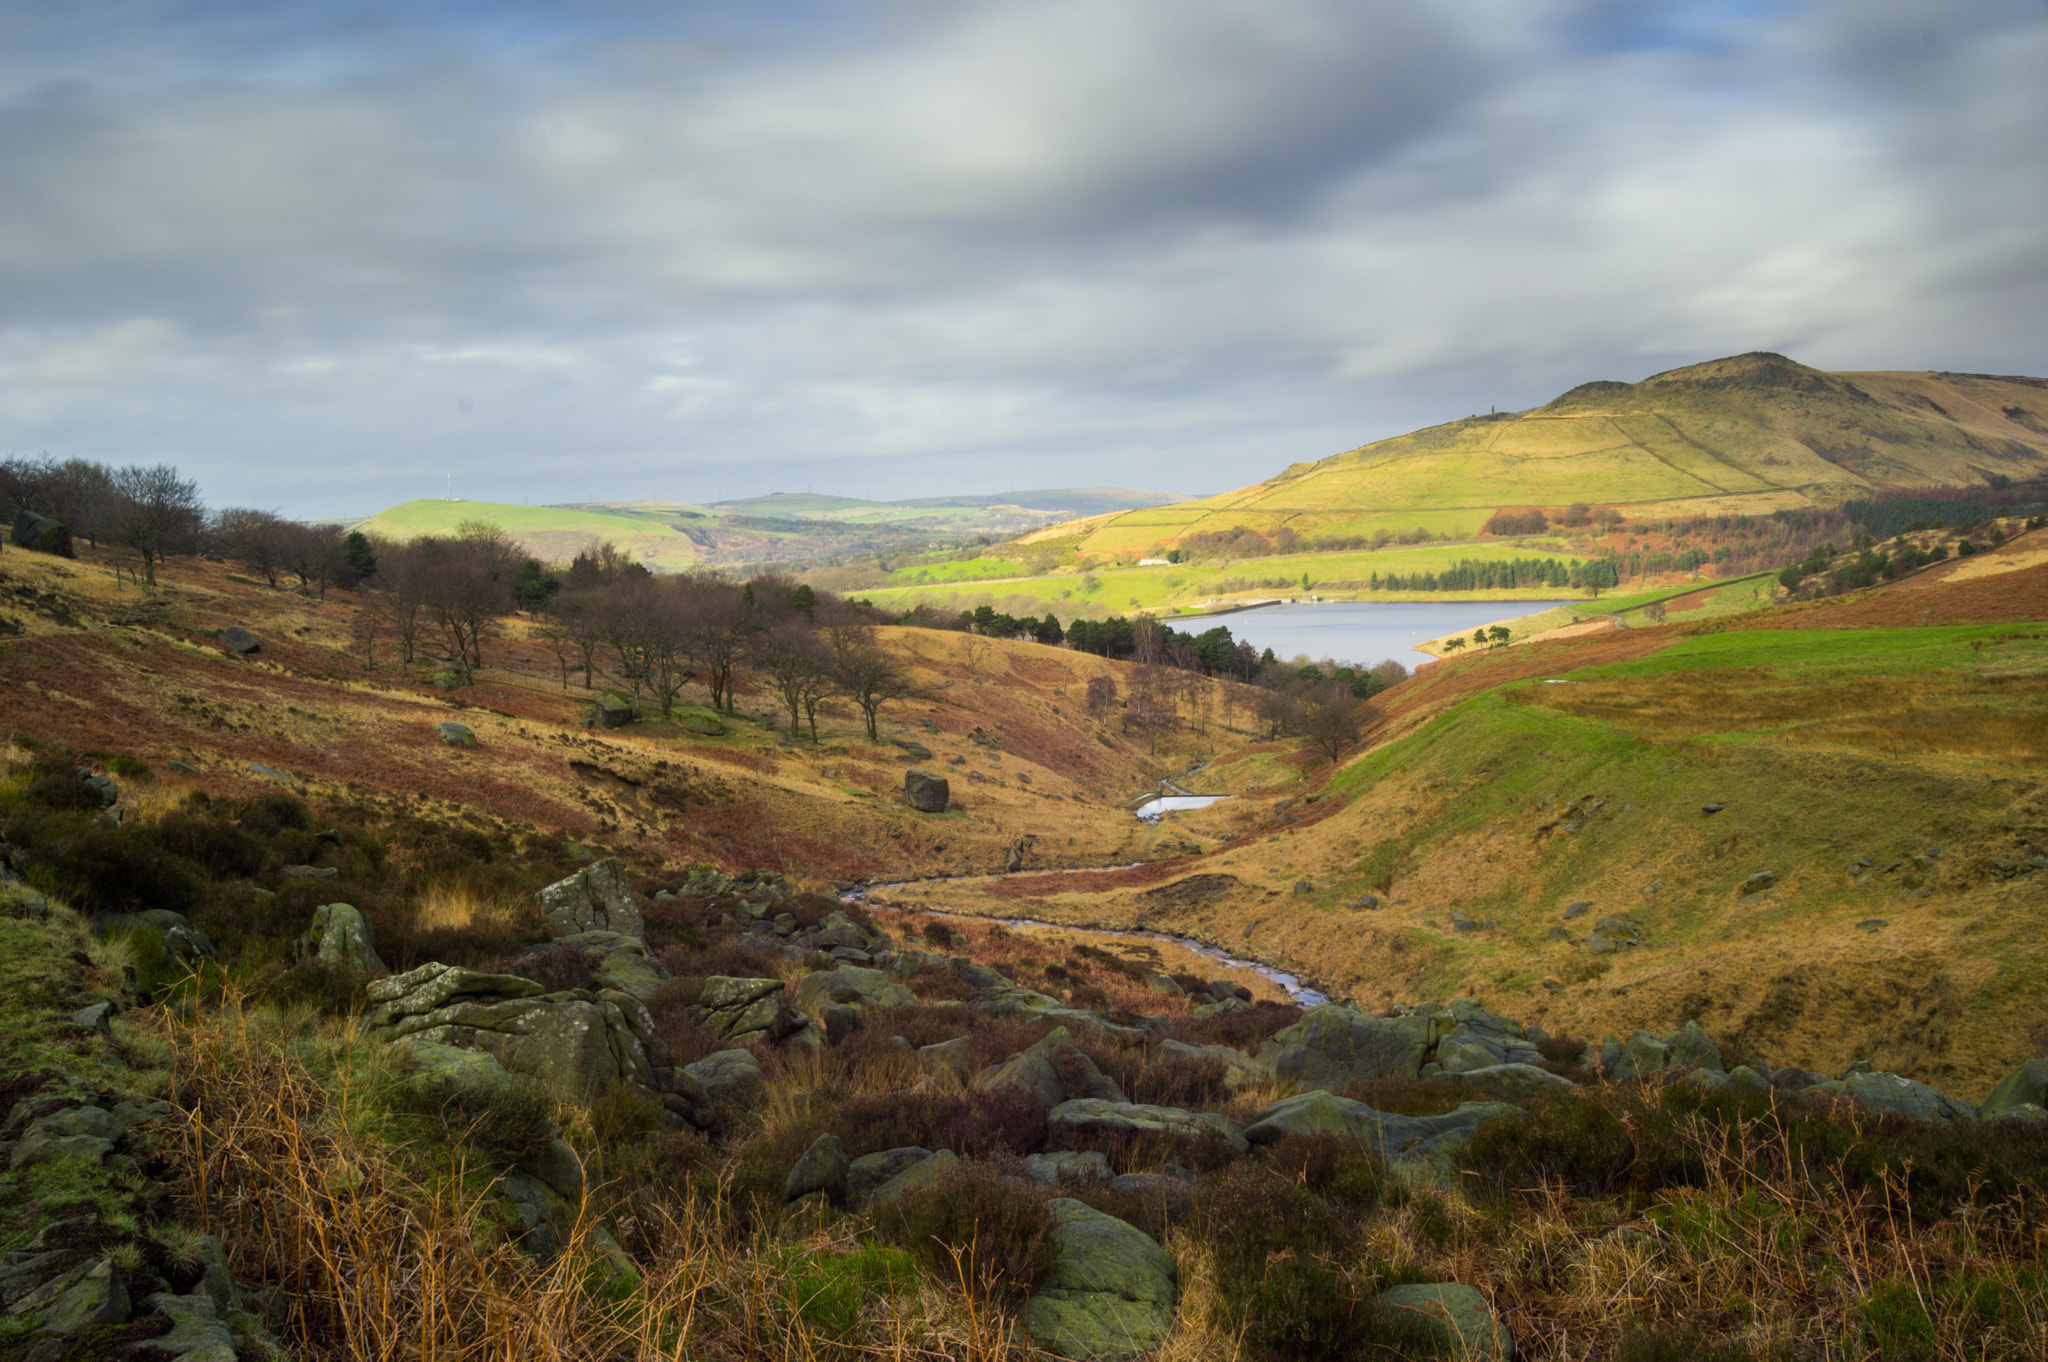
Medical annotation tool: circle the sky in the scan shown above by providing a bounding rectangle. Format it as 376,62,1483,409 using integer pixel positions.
2,0,2044,518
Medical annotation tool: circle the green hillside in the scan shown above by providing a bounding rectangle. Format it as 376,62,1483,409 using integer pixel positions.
1065,354,2048,560
354,500,703,568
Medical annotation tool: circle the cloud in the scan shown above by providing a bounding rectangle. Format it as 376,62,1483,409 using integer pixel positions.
0,0,2043,512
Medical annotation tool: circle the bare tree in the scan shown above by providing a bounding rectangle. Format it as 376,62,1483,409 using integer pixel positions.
370,545,436,666
279,523,351,599
1299,681,1366,762
1123,665,1180,754
1131,617,1166,667
961,632,989,679
545,589,609,689
214,507,291,586
837,641,912,741
455,518,525,581
420,553,510,683
106,464,204,584
1085,674,1118,722
680,577,753,713
753,621,833,740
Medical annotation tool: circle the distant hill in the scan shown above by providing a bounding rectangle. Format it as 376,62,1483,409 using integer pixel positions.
352,500,704,568
707,487,1186,525
1058,354,2048,558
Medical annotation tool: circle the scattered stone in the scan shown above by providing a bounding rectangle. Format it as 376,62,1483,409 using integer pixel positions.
536,858,645,941
1979,1058,2048,1120
281,864,339,880
976,1027,1126,1108
546,929,669,1000
784,1134,851,1206
245,763,293,783
796,965,916,1011
894,741,933,761
676,1049,766,1127
1820,1071,1978,1123
848,1147,933,1203
1582,914,1648,955
219,626,260,655
294,902,388,978
595,690,635,728
1665,1020,1723,1073
1353,893,1380,910
10,511,73,557
1023,1150,1113,1190
868,1148,957,1206
1242,1090,1520,1167
1610,1030,1669,1081
1739,870,1776,894
673,976,800,1043
1149,1039,1264,1088
1428,1063,1576,1102
669,703,726,735
1374,1283,1512,1362
1563,901,1592,920
1857,918,1888,933
1048,1098,1248,1159
167,760,201,775
18,1257,128,1336
1258,1005,1433,1086
904,768,950,813
1143,973,1184,996
143,1291,236,1357
1701,802,1726,815
1292,880,1315,896
436,722,476,748
1022,1199,1178,1360
1727,1065,1773,1093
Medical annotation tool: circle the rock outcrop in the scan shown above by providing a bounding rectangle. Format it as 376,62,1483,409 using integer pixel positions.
1022,1199,1178,1360
293,902,388,978
904,768,950,813
535,858,645,941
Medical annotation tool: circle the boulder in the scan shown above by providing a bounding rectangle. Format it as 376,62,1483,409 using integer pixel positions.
368,963,659,1104
821,1004,865,1044
1243,1090,1522,1167
1023,1150,1114,1190
970,985,1148,1045
1582,914,1648,954
1257,1006,1433,1088
1609,1030,1669,1081
1143,973,1184,997
1374,1283,1512,1362
546,929,669,1001
848,1147,933,1204
16,1257,127,1336
294,902,388,978
281,864,339,880
1147,1039,1264,1088
895,741,934,761
677,976,799,1043
220,626,260,655
676,1049,766,1127
497,1167,574,1259
143,1291,237,1358
1727,1065,1773,1093
1665,1020,1724,1073
1980,1057,2048,1120
1021,1199,1178,1360
784,1134,851,1206
868,1148,957,1206
536,858,645,941
11,510,73,557
1819,1071,1978,1123
1047,1098,1248,1159
794,966,916,1012
436,722,476,748
669,704,727,736
904,768,950,813
1428,1063,1576,1102
596,690,635,728
975,1027,1127,1109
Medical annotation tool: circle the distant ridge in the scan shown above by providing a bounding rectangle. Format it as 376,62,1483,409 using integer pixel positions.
1052,353,2048,558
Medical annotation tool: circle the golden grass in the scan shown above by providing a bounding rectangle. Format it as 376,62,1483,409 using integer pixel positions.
412,883,525,935
146,992,1022,1362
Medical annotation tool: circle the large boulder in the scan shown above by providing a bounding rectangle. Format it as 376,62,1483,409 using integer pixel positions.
367,963,662,1105
1243,1090,1522,1166
1818,1071,1978,1123
971,985,1148,1046
1374,1283,1512,1362
1429,1063,1576,1102
535,858,645,941
1980,1058,2048,1120
868,1148,957,1206
220,626,261,655
904,768,950,813
1258,1006,1433,1088
595,690,635,728
1047,1098,1248,1159
975,1027,1127,1109
848,1147,934,1204
795,966,916,1011
1665,1021,1724,1073
546,929,669,1001
667,1049,766,1131
1021,1199,1178,1360
14,1258,127,1336
293,902,388,978
670,703,727,735
11,511,73,557
671,976,800,1043
436,721,476,748
1609,1030,1670,1082
784,1134,851,1206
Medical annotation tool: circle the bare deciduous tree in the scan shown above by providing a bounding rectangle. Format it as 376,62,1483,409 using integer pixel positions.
107,463,204,585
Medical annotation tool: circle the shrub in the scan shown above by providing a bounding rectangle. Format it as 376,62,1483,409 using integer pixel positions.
1172,1001,1302,1050
827,1087,1049,1160
1535,1033,1589,1073
1617,1328,1769,1362
152,809,266,878
920,921,960,949
503,942,604,993
269,958,369,1015
1264,1132,1386,1210
1336,1076,1472,1117
54,825,204,915
1070,1179,1195,1244
1128,1053,1232,1111
1193,1164,1369,1360
383,1072,558,1163
236,790,311,836
588,1083,666,1150
657,938,782,980
871,1160,1055,1307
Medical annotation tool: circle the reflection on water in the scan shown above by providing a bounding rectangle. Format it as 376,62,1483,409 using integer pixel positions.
1212,599,1579,667
1135,794,1227,821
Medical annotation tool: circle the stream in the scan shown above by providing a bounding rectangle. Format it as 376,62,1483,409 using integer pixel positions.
844,876,1329,1007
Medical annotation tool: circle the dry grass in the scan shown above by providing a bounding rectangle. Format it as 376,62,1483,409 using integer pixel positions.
146,992,1026,1361
412,882,526,935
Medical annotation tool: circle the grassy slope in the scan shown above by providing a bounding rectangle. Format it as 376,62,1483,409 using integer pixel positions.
880,553,2048,1099
1069,354,2048,559
356,499,704,568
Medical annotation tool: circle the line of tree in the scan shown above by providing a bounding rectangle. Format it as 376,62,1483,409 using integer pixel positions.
1367,557,1620,592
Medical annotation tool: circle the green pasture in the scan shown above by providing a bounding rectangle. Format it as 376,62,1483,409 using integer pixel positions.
356,500,702,567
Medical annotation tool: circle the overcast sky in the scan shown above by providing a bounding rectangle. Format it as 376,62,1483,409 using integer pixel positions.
3,0,2044,517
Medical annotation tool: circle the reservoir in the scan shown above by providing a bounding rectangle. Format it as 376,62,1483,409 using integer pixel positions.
1134,794,1227,821
1203,599,1579,668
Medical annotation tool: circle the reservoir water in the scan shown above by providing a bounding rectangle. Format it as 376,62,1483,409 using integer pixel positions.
1202,599,1580,668
1134,794,1227,821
